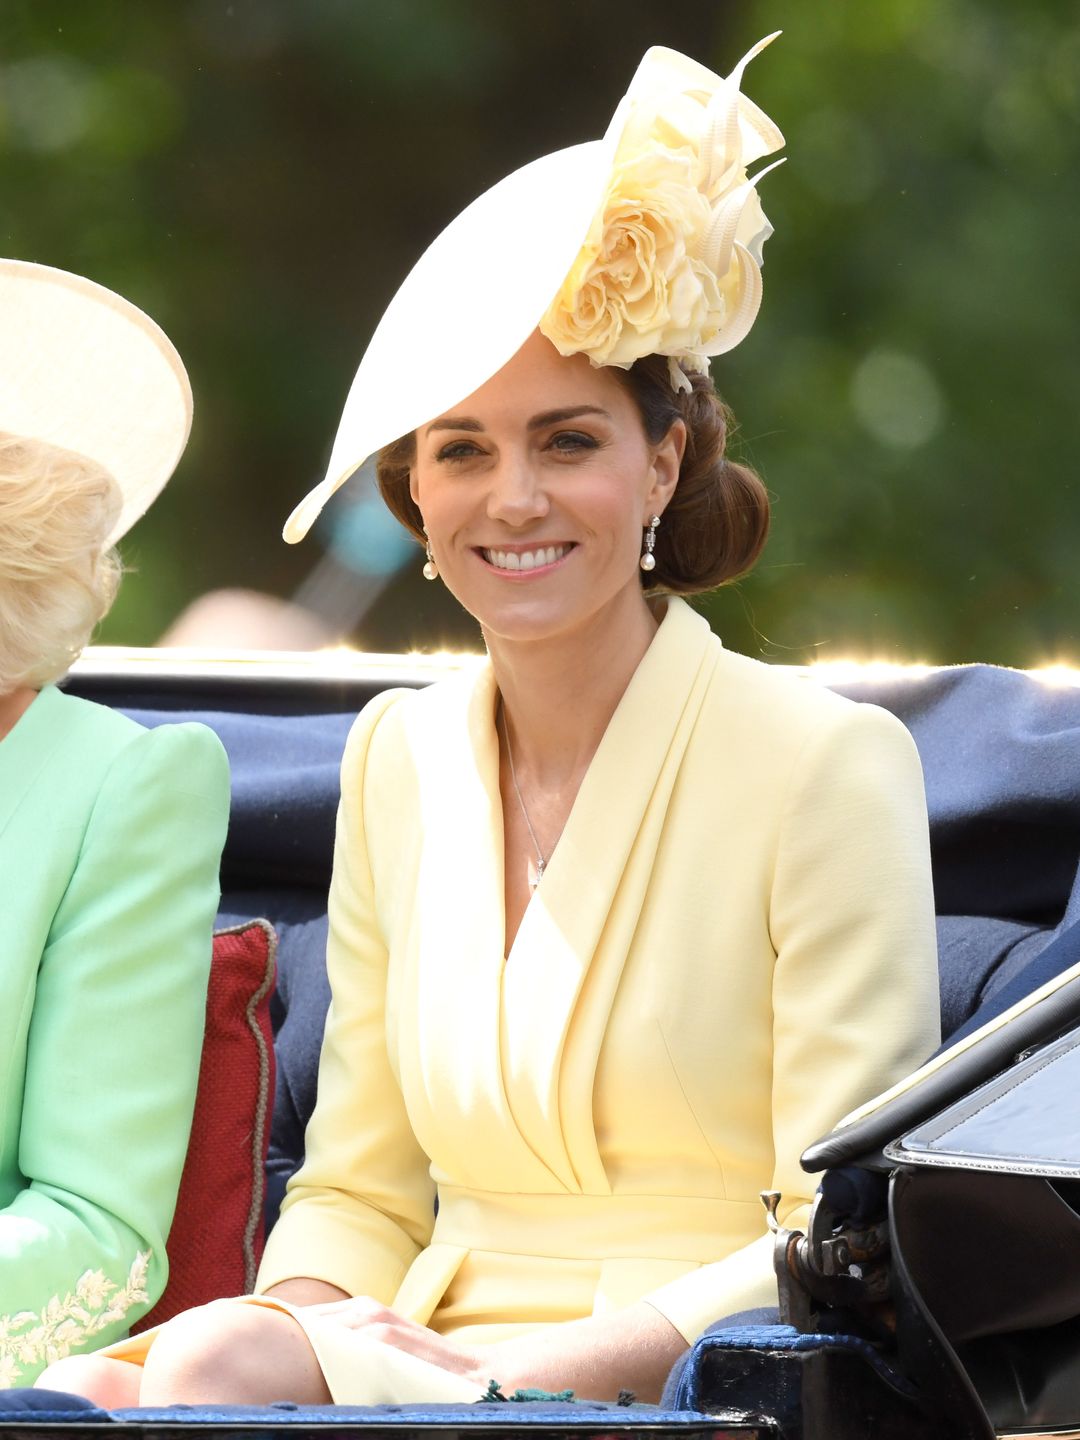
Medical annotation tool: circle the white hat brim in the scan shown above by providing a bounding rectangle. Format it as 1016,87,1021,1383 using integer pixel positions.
283,137,615,544
285,37,783,544
0,259,192,545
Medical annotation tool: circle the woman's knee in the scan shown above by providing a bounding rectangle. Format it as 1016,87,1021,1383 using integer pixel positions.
140,1302,259,1402
35,1354,140,1407
140,1301,329,1406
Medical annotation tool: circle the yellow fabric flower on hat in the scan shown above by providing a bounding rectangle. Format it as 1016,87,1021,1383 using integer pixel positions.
544,151,716,369
540,33,785,384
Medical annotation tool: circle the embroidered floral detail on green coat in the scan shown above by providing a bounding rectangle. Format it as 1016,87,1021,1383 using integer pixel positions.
0,1251,150,1385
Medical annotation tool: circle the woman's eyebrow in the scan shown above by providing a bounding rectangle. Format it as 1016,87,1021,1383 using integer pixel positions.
527,405,611,431
425,405,611,436
425,416,483,435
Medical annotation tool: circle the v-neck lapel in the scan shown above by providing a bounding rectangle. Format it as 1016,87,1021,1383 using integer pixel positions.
400,601,722,1196
501,598,721,1191
400,662,565,1191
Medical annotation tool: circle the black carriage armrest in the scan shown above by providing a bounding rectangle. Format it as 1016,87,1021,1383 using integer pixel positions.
801,954,1080,1173
883,1022,1080,1177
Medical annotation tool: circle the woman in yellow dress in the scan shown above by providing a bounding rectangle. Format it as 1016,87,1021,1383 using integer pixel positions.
43,35,939,1407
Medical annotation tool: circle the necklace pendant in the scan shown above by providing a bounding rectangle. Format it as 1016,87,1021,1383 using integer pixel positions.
501,703,549,895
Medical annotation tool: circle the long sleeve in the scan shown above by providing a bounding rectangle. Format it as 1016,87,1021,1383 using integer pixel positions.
644,701,940,1340
256,691,437,1302
0,721,228,1384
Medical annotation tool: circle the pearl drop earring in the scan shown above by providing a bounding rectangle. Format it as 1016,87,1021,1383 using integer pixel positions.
640,515,660,571
421,525,438,581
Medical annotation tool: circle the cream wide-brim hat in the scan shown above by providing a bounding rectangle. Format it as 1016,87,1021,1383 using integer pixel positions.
0,259,193,546
284,35,784,544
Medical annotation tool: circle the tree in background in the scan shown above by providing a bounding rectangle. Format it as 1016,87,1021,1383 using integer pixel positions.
2,0,1077,664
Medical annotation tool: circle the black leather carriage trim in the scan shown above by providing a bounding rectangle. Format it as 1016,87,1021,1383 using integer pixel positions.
800,971,1080,1173
883,1026,1080,1176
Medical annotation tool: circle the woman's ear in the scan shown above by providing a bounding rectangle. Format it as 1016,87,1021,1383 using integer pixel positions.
408,467,421,509
645,418,686,518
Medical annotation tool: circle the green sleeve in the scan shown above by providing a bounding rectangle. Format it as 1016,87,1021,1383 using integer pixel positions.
0,721,229,1384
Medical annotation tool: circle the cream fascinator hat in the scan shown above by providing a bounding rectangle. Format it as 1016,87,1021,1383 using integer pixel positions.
0,259,192,545
285,33,784,544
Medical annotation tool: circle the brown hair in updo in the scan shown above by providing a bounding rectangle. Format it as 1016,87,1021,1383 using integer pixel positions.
375,354,769,597
615,356,769,594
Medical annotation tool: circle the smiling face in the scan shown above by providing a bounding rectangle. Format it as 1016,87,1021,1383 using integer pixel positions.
408,331,683,647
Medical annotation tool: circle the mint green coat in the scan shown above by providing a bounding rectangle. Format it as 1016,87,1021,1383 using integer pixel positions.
0,686,229,1384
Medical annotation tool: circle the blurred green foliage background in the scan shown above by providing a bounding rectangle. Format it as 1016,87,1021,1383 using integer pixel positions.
3,0,1078,664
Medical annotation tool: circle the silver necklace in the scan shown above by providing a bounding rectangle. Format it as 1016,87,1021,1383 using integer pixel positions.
499,705,547,890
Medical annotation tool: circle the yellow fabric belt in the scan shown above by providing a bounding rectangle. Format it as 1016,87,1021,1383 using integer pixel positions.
431,1185,753,1264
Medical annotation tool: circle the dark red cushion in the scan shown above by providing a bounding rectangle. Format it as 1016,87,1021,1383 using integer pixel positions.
133,919,277,1331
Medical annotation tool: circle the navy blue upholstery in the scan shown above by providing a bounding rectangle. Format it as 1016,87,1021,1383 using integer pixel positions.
664,1319,916,1412
662,1308,780,1405
109,1401,707,1425
0,1390,103,1415
659,1317,930,1437
935,913,1080,1051
123,706,354,892
0,1393,721,1431
833,666,1080,1038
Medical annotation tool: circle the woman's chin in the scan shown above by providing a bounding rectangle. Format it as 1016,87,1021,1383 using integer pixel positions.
476,605,582,648
436,571,567,640
478,592,648,652
444,562,648,651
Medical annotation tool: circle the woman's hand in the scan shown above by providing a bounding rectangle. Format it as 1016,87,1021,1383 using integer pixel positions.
304,1297,490,1383
302,1297,687,1402
478,1303,687,1401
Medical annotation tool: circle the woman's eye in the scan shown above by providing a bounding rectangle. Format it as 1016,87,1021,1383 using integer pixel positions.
435,440,483,462
549,431,599,453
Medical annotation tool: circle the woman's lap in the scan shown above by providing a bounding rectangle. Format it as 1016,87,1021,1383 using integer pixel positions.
41,1295,485,1408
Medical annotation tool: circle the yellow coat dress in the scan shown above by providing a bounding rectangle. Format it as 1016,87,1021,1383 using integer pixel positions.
108,597,939,1401
255,597,939,1394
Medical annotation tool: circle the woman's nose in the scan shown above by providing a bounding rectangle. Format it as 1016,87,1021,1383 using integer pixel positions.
485,454,549,526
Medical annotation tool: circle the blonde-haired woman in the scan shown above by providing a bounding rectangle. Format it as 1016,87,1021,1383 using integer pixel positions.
0,434,122,711
0,261,229,1385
